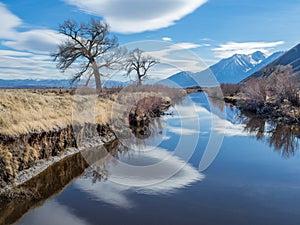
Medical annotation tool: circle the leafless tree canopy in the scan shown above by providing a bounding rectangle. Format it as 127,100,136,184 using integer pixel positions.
267,65,299,105
238,65,300,112
51,18,123,92
124,48,159,85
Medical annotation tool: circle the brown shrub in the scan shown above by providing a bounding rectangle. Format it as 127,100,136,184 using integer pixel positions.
238,65,300,113
267,65,300,106
220,83,241,96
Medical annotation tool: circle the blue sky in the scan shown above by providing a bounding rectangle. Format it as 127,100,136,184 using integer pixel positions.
0,0,299,80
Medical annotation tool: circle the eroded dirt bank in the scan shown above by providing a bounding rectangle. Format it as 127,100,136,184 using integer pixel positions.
0,86,179,193
0,139,120,225
0,123,115,189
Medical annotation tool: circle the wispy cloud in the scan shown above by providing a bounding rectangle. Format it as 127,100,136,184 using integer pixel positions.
0,3,207,80
3,29,64,54
213,41,285,58
75,147,203,208
19,200,91,225
132,41,209,79
0,3,71,79
0,3,63,54
174,42,203,50
0,3,22,39
162,37,172,42
64,0,208,33
0,53,71,79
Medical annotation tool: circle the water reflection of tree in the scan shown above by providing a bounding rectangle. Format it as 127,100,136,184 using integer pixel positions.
243,114,300,157
207,95,226,113
244,115,265,140
267,123,299,157
84,116,166,184
83,138,130,183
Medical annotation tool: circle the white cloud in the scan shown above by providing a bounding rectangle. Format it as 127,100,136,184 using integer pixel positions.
0,50,73,80
162,37,172,42
0,50,32,57
64,0,208,33
200,38,213,41
0,3,63,53
213,41,285,58
115,40,209,81
136,41,208,79
3,29,64,54
168,126,200,135
0,3,22,39
19,200,91,225
75,147,203,208
0,3,207,80
0,4,70,79
173,42,202,50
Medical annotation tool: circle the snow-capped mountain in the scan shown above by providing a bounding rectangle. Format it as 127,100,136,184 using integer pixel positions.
243,43,300,81
160,51,283,87
244,51,284,78
210,51,267,83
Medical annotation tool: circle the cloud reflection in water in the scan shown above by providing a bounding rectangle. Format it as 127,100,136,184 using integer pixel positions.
75,147,204,208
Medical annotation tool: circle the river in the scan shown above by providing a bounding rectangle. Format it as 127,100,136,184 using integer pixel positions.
2,92,300,225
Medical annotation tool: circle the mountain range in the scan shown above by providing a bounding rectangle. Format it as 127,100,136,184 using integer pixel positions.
0,79,128,88
160,50,284,87
243,43,300,81
1,43,300,88
0,79,73,88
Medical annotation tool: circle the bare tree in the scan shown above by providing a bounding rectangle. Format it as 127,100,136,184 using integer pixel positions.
124,48,159,85
51,18,122,93
267,65,299,105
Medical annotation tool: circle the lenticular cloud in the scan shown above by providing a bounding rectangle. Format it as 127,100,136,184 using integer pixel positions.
64,0,207,33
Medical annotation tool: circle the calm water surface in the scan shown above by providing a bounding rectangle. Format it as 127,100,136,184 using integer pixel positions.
6,93,300,225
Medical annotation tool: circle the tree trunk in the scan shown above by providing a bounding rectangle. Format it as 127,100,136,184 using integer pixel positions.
137,76,142,86
137,70,142,86
91,61,102,93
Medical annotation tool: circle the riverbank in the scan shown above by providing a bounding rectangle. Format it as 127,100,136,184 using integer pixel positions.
0,85,181,191
222,93,300,124
221,67,300,124
0,139,121,225
196,76,299,124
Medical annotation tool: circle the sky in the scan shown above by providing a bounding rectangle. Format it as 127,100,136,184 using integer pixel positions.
0,0,300,80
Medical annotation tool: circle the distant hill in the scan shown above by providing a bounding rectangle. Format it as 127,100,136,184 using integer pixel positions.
102,80,129,87
159,51,283,87
0,78,129,89
0,79,73,88
158,71,198,87
243,43,300,82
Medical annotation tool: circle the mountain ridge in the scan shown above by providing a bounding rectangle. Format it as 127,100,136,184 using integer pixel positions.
160,50,283,87
243,43,300,81
0,50,287,88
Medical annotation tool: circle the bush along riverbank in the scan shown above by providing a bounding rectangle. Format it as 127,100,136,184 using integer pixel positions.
219,66,300,124
0,85,183,190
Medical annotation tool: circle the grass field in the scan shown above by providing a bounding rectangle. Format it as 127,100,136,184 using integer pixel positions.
0,85,184,136
0,89,114,136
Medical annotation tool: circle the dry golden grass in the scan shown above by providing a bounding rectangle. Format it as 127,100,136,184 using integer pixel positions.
0,89,114,136
0,89,71,136
0,85,183,137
